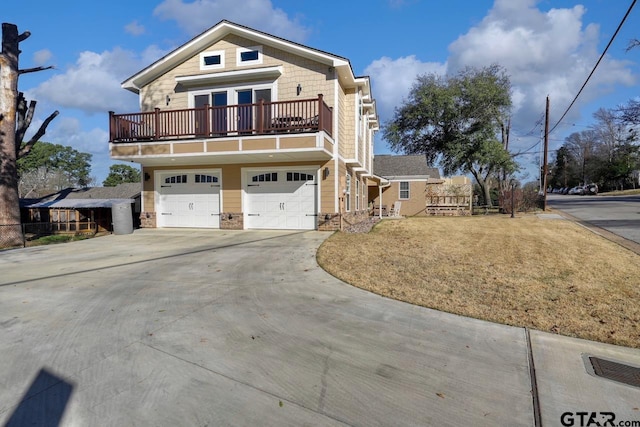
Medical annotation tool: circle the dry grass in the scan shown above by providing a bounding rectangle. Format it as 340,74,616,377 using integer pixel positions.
317,216,640,348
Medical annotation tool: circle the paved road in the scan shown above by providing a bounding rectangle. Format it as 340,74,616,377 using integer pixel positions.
1,229,639,426
547,193,640,244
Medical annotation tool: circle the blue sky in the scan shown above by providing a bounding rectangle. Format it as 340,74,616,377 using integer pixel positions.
4,0,640,184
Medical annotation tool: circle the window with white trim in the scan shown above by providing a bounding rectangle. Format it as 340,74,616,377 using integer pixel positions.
237,46,263,66
399,181,410,199
356,92,362,142
356,179,360,210
200,50,225,70
345,173,351,212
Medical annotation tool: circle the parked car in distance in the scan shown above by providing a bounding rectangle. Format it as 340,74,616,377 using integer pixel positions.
584,183,598,195
568,186,585,195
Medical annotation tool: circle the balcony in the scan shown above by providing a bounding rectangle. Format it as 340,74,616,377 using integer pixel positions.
109,95,333,143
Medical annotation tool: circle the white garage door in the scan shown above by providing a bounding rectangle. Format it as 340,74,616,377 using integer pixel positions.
245,170,317,230
158,172,221,228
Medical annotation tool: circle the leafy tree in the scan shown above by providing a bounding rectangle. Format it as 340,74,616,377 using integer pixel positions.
383,65,517,207
103,164,141,187
1,23,58,246
17,142,92,197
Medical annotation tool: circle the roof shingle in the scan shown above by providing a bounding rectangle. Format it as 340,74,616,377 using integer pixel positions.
373,155,440,179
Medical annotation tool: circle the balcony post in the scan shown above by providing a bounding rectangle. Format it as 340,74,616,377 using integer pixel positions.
257,98,264,134
154,108,160,140
317,94,323,132
205,104,210,136
108,111,115,142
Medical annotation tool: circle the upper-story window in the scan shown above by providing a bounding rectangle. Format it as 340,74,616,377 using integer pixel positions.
237,46,263,66
200,50,225,70
356,92,362,142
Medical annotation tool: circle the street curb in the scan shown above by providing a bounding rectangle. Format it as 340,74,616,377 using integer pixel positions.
548,208,640,256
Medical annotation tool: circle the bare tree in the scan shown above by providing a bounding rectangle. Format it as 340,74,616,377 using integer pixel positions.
0,23,58,246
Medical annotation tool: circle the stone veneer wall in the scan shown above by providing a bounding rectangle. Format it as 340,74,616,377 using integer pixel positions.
317,210,370,231
220,212,243,230
140,212,156,228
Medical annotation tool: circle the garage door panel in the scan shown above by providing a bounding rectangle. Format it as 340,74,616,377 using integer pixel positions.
245,170,317,230
158,172,220,228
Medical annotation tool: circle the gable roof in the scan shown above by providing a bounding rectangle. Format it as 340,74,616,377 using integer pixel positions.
21,183,141,208
373,155,441,180
122,20,368,96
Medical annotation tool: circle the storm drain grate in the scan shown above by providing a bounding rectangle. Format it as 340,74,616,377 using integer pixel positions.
589,356,640,388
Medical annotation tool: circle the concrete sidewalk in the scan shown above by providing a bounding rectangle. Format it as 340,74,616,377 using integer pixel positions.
0,229,639,426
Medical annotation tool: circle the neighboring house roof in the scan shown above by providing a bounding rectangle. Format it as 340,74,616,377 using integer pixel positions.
373,155,441,180
121,20,373,99
21,183,141,208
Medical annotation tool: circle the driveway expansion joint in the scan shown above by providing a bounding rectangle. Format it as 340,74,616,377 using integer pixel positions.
141,342,353,426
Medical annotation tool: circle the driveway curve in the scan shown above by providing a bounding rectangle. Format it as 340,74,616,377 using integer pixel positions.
1,229,639,426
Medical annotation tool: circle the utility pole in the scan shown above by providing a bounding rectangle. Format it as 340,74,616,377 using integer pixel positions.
543,96,550,211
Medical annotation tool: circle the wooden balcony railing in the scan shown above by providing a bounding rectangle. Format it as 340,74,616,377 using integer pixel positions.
109,95,333,143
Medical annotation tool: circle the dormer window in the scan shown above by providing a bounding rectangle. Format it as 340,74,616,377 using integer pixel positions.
237,46,262,66
200,50,224,70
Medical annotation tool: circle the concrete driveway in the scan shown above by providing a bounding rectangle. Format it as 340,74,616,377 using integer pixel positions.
1,229,639,426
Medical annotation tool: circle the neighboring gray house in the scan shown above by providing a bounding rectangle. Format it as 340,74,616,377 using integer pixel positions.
21,183,141,234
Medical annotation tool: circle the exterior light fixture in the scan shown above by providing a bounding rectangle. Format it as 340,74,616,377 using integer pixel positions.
296,84,302,96
166,94,171,105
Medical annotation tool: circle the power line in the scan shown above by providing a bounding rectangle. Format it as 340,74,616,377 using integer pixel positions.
548,0,637,135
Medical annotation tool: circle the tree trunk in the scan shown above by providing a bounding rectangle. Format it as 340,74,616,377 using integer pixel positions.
0,23,22,247
0,23,57,248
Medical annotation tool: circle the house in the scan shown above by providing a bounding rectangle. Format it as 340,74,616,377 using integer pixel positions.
20,183,141,234
367,155,444,217
109,20,378,231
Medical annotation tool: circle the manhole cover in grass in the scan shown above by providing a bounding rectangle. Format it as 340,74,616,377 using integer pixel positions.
589,356,640,388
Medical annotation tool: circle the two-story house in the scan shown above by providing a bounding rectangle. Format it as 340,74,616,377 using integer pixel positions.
109,20,378,231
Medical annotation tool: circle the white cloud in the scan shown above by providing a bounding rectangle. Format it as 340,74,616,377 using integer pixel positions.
125,20,146,36
364,56,446,121
153,0,310,42
447,0,636,134
29,47,166,114
33,49,53,66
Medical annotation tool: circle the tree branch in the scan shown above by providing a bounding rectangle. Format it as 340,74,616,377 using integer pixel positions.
18,65,54,75
15,93,30,146
17,31,31,42
17,110,59,159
